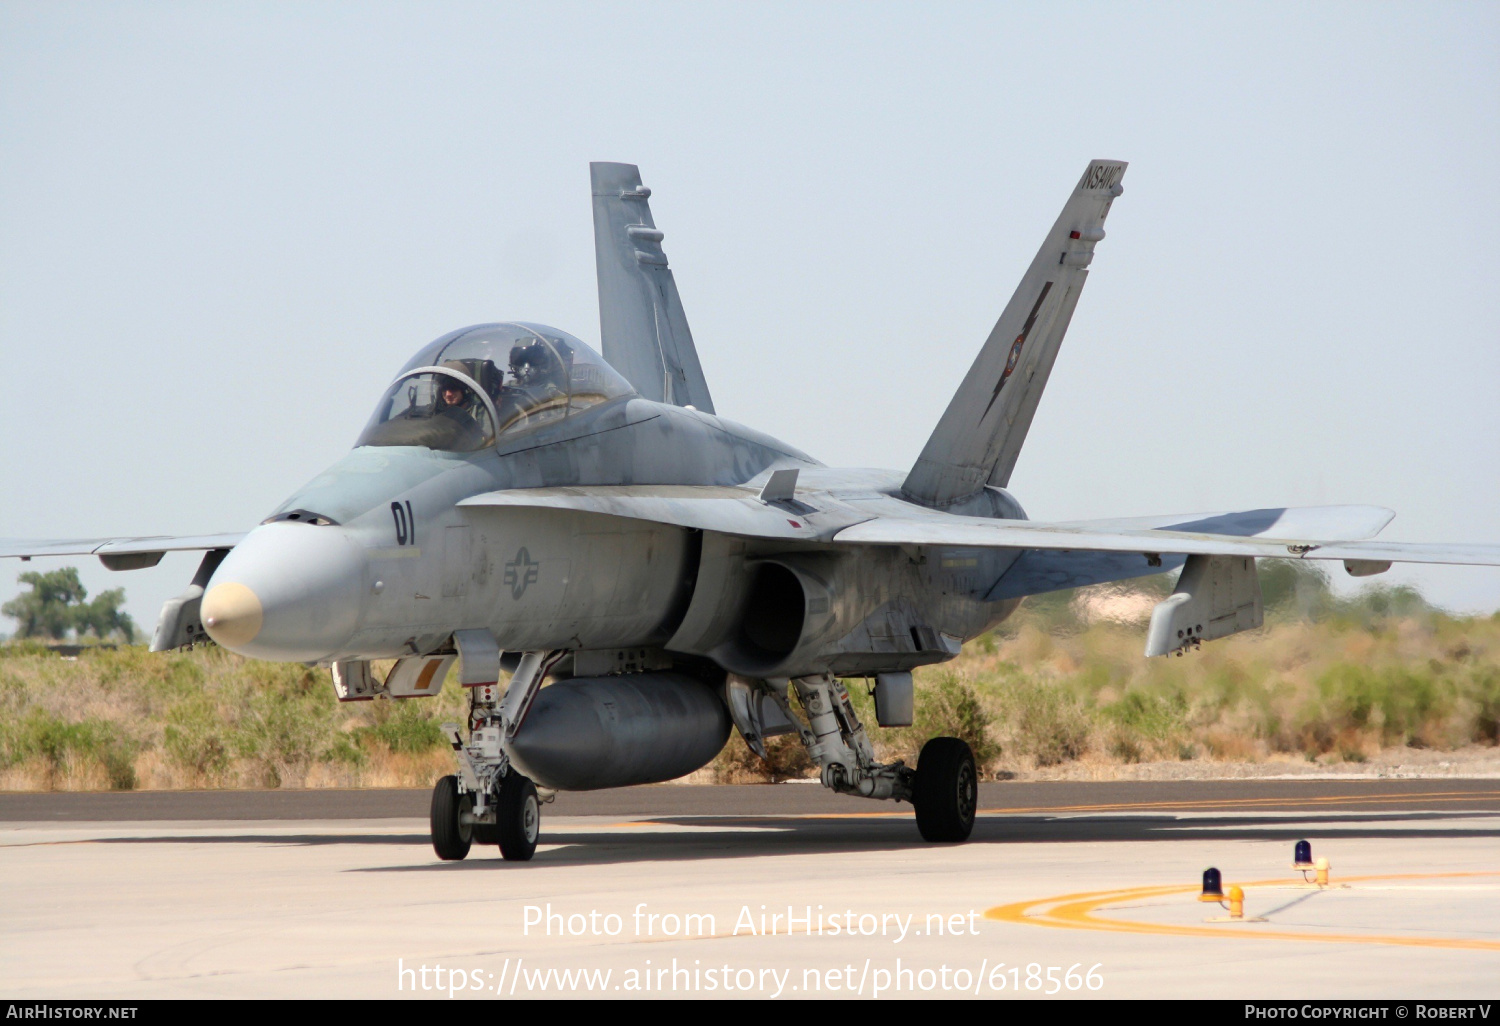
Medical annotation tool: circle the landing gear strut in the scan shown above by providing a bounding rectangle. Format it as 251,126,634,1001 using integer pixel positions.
430,650,560,862
760,673,915,798
757,673,978,844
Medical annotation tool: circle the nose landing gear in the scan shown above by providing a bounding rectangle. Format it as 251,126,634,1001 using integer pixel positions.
429,769,541,862
430,775,473,861
496,772,540,861
430,649,561,863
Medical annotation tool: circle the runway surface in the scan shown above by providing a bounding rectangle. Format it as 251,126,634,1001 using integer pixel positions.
6,777,1499,820
3,780,1498,999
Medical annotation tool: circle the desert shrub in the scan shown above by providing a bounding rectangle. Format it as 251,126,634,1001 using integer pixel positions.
1460,665,1500,745
1336,584,1434,628
997,678,1090,767
711,730,815,783
233,673,342,785
2,711,137,789
357,700,448,754
1310,664,1451,749
1260,561,1336,620
163,697,232,779
1101,688,1188,761
914,673,1000,769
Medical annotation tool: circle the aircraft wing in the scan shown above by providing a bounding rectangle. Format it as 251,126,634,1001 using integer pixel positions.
832,516,1500,568
458,488,1426,563
0,533,244,569
972,505,1394,599
1039,505,1395,540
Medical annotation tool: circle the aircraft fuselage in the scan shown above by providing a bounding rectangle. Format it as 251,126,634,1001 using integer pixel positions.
206,391,1025,678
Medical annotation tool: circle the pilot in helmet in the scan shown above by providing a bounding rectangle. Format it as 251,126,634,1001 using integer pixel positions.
436,361,475,411
510,339,572,398
509,342,550,387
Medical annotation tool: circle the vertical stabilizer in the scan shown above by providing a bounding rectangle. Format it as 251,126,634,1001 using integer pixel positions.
901,160,1126,507
591,162,715,413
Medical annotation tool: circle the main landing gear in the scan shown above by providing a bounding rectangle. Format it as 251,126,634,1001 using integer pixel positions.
430,650,559,862
912,736,978,842
760,673,978,843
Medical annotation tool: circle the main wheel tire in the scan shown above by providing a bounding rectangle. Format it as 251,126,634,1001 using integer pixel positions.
912,737,978,843
497,771,541,862
430,775,473,861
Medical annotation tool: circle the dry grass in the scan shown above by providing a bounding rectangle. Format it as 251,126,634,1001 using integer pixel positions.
0,643,467,791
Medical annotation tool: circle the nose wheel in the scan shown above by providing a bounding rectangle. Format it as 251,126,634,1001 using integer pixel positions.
497,771,540,862
430,775,473,860
430,771,541,862
912,737,978,842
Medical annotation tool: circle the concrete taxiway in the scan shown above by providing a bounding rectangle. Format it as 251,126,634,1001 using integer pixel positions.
2,781,1497,999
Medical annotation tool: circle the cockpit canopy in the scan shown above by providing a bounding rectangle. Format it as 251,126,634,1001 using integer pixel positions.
356,323,635,453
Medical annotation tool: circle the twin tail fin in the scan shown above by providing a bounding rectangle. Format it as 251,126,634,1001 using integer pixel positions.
902,160,1127,507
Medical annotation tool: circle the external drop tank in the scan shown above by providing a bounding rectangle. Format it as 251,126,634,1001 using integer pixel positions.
506,672,732,791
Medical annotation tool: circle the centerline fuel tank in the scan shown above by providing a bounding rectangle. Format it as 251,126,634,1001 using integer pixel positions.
506,672,731,791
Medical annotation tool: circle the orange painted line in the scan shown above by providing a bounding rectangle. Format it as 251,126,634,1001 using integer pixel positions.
987,872,1500,951
585,790,1500,827
979,790,1500,815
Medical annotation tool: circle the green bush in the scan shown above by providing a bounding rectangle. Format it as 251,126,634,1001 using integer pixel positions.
998,677,1090,767
1101,688,1188,761
163,697,232,778
915,673,1000,768
1459,665,1500,746
1,711,137,789
1309,664,1451,749
0,639,54,659
357,701,448,754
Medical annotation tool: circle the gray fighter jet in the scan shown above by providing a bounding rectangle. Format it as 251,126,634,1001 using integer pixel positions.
7,160,1499,860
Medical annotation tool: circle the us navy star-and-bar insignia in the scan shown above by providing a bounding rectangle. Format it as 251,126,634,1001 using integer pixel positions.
981,280,1053,422
503,547,540,599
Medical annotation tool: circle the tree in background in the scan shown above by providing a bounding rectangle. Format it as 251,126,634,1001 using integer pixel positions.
2,568,136,643
73,586,136,643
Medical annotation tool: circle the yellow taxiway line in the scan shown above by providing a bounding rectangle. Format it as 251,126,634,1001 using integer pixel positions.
595,789,1500,826
986,872,1500,951
979,789,1500,815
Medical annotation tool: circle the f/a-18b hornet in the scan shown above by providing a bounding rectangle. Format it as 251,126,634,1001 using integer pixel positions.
6,160,1498,860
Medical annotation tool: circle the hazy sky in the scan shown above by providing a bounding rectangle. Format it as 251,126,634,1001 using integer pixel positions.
2,1,1497,635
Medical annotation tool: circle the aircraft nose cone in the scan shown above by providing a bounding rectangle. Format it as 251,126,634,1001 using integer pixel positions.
201,582,264,648
202,523,366,661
